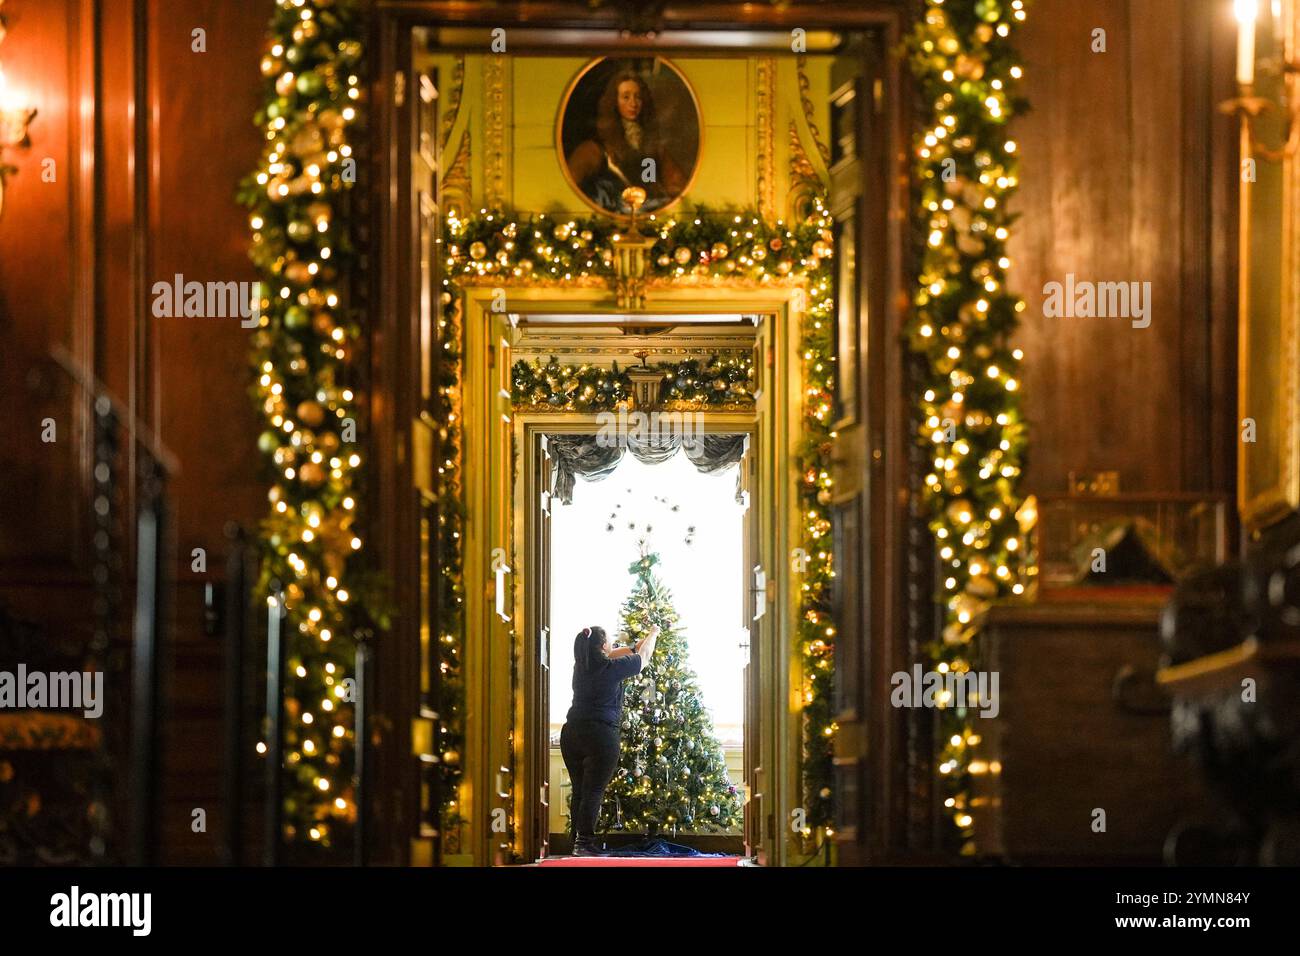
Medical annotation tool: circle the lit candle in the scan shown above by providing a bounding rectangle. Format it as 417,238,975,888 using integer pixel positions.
1235,0,1258,86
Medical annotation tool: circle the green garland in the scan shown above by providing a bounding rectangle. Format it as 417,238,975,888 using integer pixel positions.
906,0,1031,854
238,0,371,850
511,355,755,410
446,202,839,847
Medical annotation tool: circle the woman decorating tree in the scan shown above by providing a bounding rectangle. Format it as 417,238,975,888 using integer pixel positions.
560,622,659,855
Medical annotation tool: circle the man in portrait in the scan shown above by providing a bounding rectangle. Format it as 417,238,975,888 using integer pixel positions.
565,69,689,214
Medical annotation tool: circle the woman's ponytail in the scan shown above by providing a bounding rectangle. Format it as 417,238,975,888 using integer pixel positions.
573,626,606,673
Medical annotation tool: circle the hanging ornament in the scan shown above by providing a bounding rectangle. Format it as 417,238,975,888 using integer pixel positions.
710,242,729,259
469,241,488,261
673,246,692,265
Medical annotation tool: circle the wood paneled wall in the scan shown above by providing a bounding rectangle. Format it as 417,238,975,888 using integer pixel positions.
0,0,268,863
1008,0,1239,498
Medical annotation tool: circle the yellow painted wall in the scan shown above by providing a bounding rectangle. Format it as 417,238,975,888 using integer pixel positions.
422,52,833,220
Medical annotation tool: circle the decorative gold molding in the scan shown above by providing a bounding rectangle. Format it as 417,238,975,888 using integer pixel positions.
788,120,822,224
484,54,510,208
443,127,472,218
756,57,777,222
439,54,466,155
796,54,830,167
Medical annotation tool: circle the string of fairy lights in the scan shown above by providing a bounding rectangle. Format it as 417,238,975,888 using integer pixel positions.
239,0,368,848
906,0,1032,853
445,202,839,847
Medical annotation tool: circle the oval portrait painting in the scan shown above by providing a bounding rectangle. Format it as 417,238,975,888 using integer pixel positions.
557,57,701,217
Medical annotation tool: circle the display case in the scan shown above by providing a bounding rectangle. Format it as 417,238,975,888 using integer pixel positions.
1028,493,1230,595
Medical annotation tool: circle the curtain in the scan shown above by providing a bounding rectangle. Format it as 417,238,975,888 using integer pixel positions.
547,432,747,504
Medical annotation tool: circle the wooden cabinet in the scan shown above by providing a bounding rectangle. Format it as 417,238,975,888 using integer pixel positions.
977,599,1217,863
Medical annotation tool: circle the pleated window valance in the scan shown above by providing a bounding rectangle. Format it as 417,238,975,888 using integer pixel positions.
546,432,748,504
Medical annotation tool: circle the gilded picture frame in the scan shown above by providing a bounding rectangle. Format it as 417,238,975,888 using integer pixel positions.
555,56,703,218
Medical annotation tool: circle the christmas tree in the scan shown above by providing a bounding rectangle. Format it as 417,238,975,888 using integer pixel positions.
600,546,744,834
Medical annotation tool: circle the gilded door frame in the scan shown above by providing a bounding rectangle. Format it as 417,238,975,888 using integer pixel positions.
456,282,809,866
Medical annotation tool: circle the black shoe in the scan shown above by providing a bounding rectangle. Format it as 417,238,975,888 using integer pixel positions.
572,840,603,857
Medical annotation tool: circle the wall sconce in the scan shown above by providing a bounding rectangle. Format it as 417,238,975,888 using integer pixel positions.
1220,0,1299,162
0,0,38,218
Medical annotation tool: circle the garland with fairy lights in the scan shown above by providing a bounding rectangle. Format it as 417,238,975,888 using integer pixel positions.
238,0,370,850
444,203,838,845
906,0,1031,854
511,355,755,410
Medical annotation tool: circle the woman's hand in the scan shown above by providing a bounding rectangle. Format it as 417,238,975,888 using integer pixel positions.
635,626,659,671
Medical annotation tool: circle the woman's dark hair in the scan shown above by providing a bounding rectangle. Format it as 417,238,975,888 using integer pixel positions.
573,626,608,673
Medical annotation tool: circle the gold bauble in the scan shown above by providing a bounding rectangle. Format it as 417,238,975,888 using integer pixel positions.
469,241,488,261
298,462,326,486
710,242,729,259
297,401,326,428
955,55,984,81
813,239,833,259
673,246,693,265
